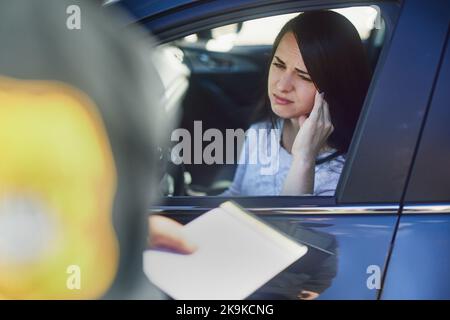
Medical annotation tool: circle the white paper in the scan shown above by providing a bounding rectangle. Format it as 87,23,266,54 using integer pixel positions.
143,204,308,300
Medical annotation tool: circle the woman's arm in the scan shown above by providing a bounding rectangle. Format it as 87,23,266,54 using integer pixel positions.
282,156,315,195
281,92,334,196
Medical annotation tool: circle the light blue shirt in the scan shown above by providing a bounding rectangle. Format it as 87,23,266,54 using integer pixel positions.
223,119,345,196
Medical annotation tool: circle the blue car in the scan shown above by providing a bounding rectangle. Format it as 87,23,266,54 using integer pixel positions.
115,0,450,299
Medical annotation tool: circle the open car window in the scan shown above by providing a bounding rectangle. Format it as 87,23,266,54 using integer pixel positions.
156,5,386,199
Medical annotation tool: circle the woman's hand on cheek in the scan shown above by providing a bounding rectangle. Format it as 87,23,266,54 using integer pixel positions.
291,91,334,162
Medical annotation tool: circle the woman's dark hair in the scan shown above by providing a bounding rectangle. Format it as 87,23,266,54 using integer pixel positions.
252,10,371,154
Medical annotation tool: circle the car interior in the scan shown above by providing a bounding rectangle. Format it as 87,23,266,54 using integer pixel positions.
156,6,386,197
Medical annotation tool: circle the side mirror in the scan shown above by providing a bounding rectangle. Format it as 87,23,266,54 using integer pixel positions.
196,29,213,41
236,21,243,33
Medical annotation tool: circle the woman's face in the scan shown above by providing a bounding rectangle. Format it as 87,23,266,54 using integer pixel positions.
268,32,316,120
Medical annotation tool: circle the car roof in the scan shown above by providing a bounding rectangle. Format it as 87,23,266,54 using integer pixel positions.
116,0,201,21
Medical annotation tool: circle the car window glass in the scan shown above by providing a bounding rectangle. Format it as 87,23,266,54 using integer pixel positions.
181,6,380,51
158,6,386,198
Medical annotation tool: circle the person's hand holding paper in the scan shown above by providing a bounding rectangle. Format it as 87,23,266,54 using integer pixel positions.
144,201,308,300
148,215,197,254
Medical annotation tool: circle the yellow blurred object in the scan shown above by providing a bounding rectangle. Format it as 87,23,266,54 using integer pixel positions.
0,76,118,299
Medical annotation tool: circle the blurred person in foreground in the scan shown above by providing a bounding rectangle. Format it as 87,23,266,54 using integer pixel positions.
0,0,193,299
